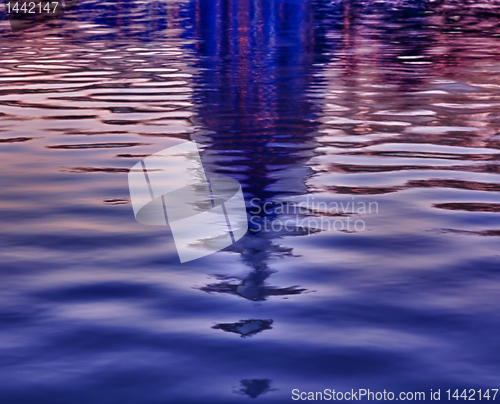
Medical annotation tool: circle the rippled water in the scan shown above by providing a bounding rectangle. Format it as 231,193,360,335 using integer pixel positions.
1,0,500,402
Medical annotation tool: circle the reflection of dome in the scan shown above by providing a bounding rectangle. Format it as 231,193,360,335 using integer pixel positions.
235,379,275,399
212,319,273,337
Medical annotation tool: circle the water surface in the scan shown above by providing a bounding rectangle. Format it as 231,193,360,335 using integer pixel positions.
1,0,500,402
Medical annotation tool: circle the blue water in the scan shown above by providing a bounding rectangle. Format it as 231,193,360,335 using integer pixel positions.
1,0,500,402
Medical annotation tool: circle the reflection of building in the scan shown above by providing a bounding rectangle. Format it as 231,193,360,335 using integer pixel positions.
186,0,334,197
185,0,341,300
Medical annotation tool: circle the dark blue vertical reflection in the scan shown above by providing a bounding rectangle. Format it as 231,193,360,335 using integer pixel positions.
181,0,342,297
181,0,341,203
